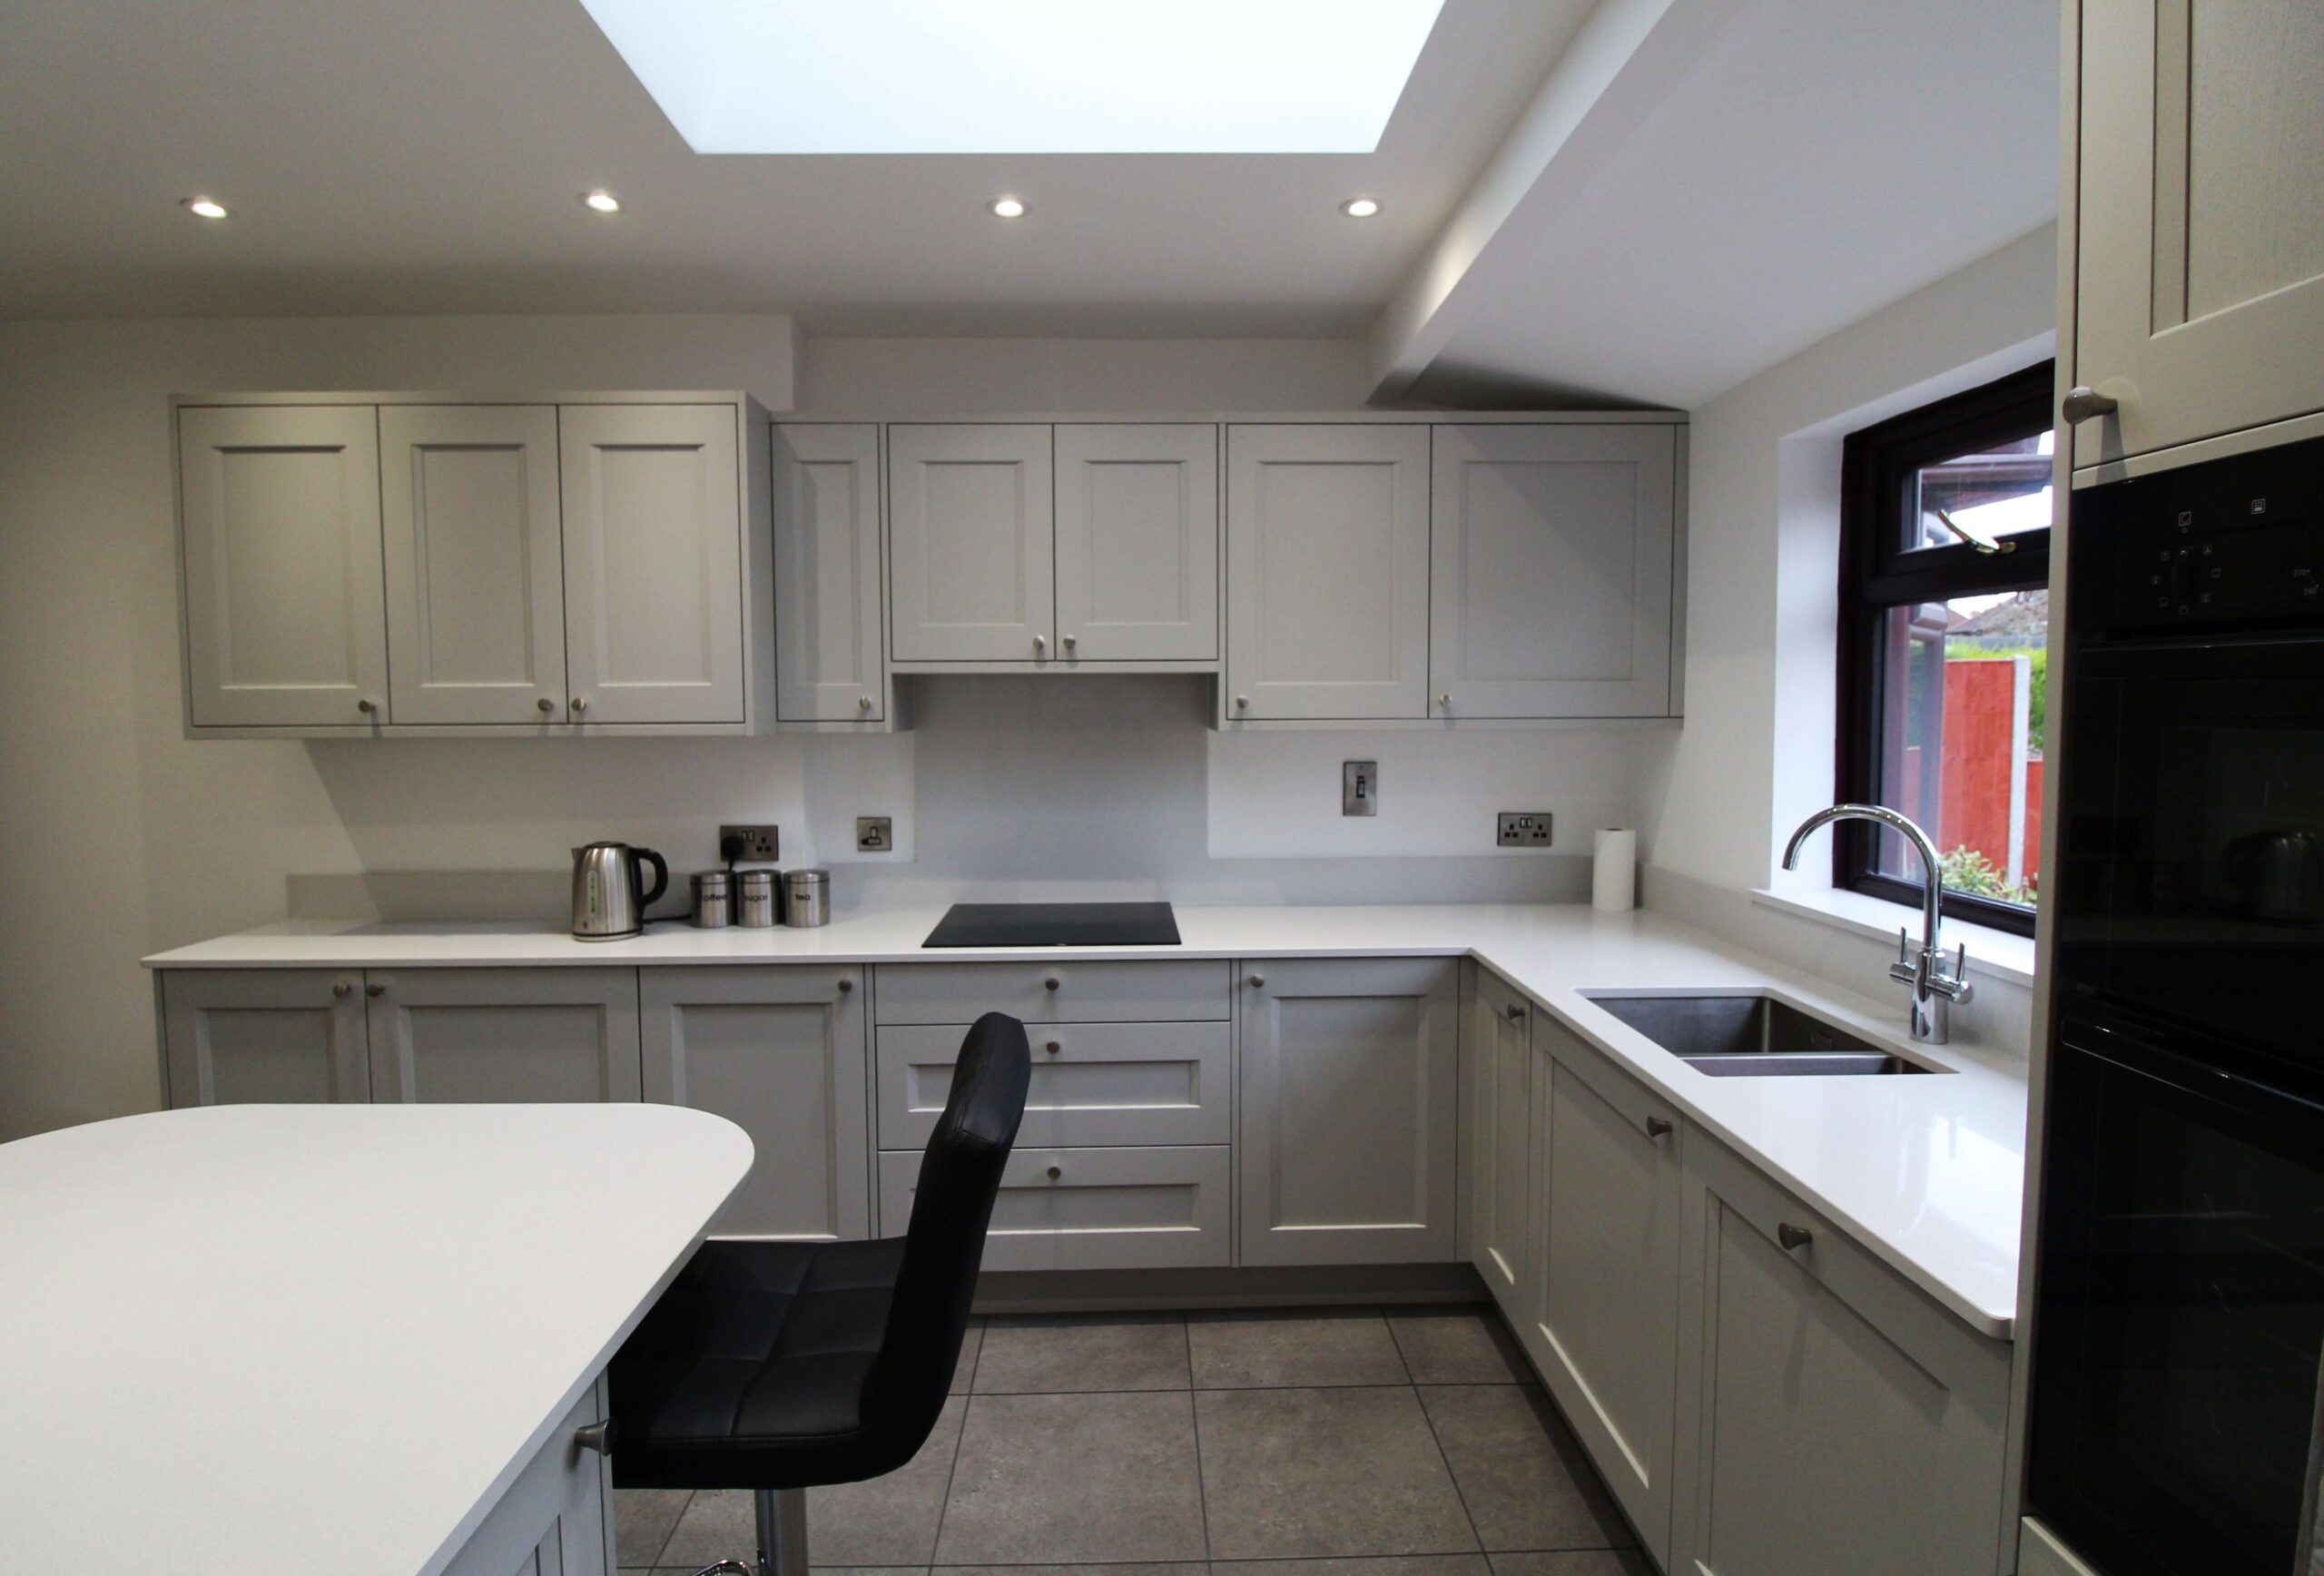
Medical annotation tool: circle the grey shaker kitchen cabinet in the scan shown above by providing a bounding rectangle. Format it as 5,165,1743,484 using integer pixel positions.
379,404,570,726
772,423,889,724
439,1380,612,1576
1533,1013,1683,1569
1052,423,1220,663
1236,956,1460,1266
2069,1,2324,474
1669,1133,2013,1576
1223,424,1432,721
176,404,390,729
1462,965,1535,1310
557,403,748,725
878,1143,1233,1271
887,423,1056,664
160,968,371,1106
640,965,872,1241
364,968,643,1104
1429,423,1677,718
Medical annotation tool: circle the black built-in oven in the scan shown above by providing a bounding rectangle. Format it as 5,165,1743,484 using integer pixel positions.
2026,433,2324,1575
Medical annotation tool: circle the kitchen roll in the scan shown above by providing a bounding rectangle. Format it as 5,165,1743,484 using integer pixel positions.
1592,828,1638,912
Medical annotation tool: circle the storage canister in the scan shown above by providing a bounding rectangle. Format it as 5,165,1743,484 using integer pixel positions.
784,868,832,928
691,870,734,929
736,869,782,928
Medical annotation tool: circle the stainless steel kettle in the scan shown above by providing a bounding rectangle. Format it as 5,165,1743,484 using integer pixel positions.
570,842,669,941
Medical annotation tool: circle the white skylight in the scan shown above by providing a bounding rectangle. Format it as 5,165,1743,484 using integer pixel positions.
576,0,1446,154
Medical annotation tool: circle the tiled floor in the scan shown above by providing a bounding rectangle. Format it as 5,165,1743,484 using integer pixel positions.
615,1305,1647,1576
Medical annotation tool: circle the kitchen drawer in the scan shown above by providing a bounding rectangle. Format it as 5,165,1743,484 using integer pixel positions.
878,1144,1232,1270
879,1021,1230,1148
873,960,1230,1024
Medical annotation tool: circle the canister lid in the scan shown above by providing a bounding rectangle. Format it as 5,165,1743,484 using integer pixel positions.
785,868,831,888
737,869,780,891
693,870,734,891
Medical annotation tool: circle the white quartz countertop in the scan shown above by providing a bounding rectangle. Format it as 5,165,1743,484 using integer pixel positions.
0,1103,752,1576
145,903,2028,1337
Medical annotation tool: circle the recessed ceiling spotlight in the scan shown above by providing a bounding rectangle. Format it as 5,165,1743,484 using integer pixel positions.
182,196,230,220
582,189,623,213
1340,196,1382,219
990,196,1027,219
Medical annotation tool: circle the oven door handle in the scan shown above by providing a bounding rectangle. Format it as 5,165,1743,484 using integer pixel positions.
2065,1016,2324,1125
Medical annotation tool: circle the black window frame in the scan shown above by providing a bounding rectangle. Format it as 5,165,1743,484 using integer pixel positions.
1834,360,2054,939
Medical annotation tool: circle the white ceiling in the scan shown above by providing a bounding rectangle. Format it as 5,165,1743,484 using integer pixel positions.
0,0,2059,407
0,0,1588,336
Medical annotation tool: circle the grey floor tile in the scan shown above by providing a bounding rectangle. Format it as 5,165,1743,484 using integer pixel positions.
1419,1386,1632,1552
1187,1307,1410,1388
614,1486,692,1567
658,1396,966,1570
811,1568,932,1576
1215,1558,1492,1576
1489,1552,1654,1576
951,1318,986,1395
1387,1309,1531,1384
1196,1385,1479,1560
937,1391,1207,1564
935,1565,1207,1576
973,1312,1190,1394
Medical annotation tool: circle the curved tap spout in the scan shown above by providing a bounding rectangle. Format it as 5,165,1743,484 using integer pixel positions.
1781,803,1971,1042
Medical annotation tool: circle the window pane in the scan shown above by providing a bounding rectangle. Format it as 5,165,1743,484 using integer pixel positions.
1904,429,2053,553
1870,588,2049,908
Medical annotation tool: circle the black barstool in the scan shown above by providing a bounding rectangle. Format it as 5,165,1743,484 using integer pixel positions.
609,1010,1031,1576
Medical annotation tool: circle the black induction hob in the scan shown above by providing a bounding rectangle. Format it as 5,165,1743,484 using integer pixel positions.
922,901,1181,948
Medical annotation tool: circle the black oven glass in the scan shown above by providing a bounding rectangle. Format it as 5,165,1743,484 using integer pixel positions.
2027,1010,2324,1576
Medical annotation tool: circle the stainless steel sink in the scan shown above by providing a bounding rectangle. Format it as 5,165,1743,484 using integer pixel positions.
1582,992,1947,1076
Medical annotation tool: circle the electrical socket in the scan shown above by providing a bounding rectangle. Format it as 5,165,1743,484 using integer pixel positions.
1497,813,1553,848
719,824,780,862
855,816,893,853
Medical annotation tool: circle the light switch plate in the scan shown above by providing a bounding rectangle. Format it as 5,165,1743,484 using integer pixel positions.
856,816,894,852
1343,760,1378,816
720,823,780,862
1497,812,1553,847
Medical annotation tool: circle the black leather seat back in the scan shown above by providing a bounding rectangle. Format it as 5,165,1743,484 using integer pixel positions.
862,1011,1030,1433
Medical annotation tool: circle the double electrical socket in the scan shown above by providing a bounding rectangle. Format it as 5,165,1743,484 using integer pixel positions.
1497,813,1554,847
720,824,780,862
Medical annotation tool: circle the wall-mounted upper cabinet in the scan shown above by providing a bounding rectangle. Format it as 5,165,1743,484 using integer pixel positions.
174,393,773,738
1429,424,1677,719
2071,0,2324,477
379,405,568,725
772,423,889,725
1224,424,1432,721
1055,424,1219,663
888,423,1057,664
179,404,389,729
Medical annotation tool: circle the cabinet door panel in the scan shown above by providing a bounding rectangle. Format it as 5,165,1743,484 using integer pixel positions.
879,1020,1230,1148
2075,1,2324,468
773,423,886,722
642,965,870,1240
179,404,388,727
880,1144,1231,1270
379,405,567,724
367,968,642,1103
889,424,1054,662
1054,424,1219,662
559,404,744,724
1537,1020,1680,1565
1225,425,1430,720
161,969,370,1106
440,1380,612,1576
1679,1138,2011,1576
1238,956,1458,1265
1430,425,1675,718
1463,969,1534,1309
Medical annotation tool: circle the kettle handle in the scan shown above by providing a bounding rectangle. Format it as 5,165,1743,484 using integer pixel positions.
633,847,669,909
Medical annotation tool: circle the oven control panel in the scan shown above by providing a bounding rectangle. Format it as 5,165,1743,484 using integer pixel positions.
2086,433,2324,633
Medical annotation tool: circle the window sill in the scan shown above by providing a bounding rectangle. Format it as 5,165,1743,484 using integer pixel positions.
1749,880,2037,988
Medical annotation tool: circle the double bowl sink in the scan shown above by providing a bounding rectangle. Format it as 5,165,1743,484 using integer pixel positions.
1583,992,1948,1077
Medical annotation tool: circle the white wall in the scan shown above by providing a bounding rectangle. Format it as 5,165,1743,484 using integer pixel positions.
1636,223,2058,1051
0,320,1646,1140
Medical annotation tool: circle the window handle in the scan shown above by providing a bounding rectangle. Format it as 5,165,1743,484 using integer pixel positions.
1933,506,2014,557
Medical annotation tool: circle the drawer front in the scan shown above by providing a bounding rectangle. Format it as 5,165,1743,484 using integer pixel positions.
879,1021,1231,1148
873,960,1230,1024
878,1145,1231,1270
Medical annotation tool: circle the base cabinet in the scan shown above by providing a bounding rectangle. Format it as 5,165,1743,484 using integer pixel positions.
1532,1016,1683,1568
1462,965,1535,1308
161,968,370,1106
441,1381,614,1576
642,966,870,1241
1671,1138,2013,1576
1237,956,1459,1266
366,969,643,1104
